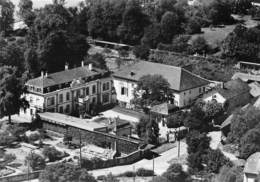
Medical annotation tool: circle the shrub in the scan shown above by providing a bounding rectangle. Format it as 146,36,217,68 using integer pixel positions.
25,153,45,171
133,45,150,60
136,168,154,177
118,171,136,177
27,133,40,143
42,146,63,162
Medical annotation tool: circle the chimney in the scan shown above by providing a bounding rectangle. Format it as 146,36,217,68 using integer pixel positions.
45,72,48,77
81,61,84,67
130,71,135,76
88,63,93,71
65,63,69,70
41,71,44,78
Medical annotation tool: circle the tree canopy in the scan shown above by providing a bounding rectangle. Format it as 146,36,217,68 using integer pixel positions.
0,0,14,35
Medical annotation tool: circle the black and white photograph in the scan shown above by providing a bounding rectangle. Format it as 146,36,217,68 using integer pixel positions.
0,0,260,181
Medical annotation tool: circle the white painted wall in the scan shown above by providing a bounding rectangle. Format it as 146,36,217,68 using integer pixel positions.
113,78,136,105
203,92,226,105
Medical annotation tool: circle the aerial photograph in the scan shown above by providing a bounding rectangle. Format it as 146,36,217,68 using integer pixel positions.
0,0,260,181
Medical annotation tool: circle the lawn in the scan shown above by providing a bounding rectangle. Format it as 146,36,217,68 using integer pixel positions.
191,15,260,47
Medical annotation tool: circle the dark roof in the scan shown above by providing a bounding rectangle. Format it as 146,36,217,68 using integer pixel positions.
26,66,107,88
150,103,177,115
113,61,209,91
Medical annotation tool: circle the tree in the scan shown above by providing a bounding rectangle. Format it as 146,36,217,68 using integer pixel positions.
84,53,107,70
239,128,260,159
136,116,159,145
232,0,252,15
0,66,29,124
221,25,260,61
26,3,89,73
141,23,162,49
160,11,181,43
133,45,150,60
166,111,186,128
162,163,190,182
25,152,46,171
204,149,232,173
18,0,35,26
204,100,224,125
185,17,202,34
42,146,63,162
135,74,171,106
186,130,210,172
117,0,150,45
103,173,119,182
0,0,14,35
216,165,243,182
190,36,209,54
39,163,97,182
171,34,191,53
206,0,234,25
228,106,260,144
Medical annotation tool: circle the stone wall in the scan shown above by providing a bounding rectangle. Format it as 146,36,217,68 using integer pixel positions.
42,121,141,154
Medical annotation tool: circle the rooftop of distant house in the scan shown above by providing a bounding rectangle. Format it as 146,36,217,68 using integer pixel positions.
232,72,260,82
26,63,109,89
203,78,250,101
113,61,209,92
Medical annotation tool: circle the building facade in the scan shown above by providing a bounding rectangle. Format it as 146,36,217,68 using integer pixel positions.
21,63,113,120
113,61,209,108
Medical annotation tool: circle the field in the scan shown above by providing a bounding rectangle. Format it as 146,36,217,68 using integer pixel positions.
191,15,260,47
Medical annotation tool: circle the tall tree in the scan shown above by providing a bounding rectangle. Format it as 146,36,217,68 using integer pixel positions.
162,163,190,182
18,0,35,26
136,116,159,145
141,23,162,49
0,66,28,123
117,0,149,45
134,74,171,106
160,11,181,43
0,0,14,35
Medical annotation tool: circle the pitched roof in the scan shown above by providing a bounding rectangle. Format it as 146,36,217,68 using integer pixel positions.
204,79,250,101
244,152,260,174
26,66,107,88
113,61,209,91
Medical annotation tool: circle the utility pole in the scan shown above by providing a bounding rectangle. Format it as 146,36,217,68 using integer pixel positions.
152,154,155,180
178,121,181,158
133,165,135,182
79,131,82,168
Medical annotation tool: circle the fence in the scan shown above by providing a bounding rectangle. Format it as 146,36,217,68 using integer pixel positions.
0,171,41,182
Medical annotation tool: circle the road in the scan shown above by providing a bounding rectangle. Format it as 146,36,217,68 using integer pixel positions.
89,141,187,177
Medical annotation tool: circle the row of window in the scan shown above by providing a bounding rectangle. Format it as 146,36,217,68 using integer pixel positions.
183,87,205,96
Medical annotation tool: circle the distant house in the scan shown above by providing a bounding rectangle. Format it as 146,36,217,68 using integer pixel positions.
113,61,209,108
244,152,260,182
202,79,251,113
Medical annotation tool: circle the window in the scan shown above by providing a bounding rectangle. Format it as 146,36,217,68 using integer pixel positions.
203,87,205,92
85,87,89,95
199,88,202,93
36,88,42,92
59,94,63,103
103,82,110,91
47,97,55,106
29,97,33,103
65,105,70,113
59,106,63,113
30,109,33,115
92,85,96,94
121,87,128,96
92,97,96,104
66,92,70,101
76,90,80,97
102,93,110,104
184,92,186,96
189,90,191,94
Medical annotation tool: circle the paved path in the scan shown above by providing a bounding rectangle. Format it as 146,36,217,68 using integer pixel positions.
90,141,187,177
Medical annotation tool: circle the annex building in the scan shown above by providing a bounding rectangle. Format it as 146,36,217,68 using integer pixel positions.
20,62,113,120
113,61,209,108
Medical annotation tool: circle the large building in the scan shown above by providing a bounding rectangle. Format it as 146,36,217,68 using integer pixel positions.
21,62,113,120
113,61,209,108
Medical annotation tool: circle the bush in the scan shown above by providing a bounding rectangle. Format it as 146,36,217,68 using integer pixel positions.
136,168,154,177
133,45,150,60
42,146,63,162
118,171,136,177
27,133,40,143
25,153,45,171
